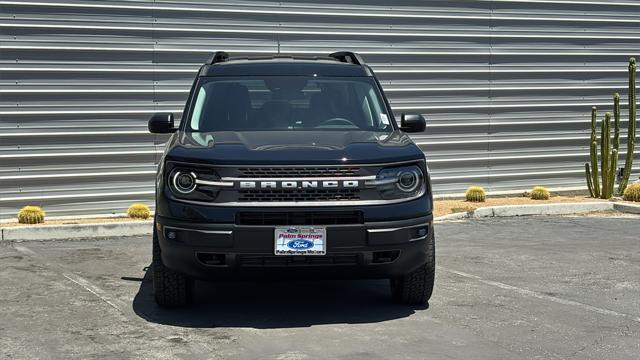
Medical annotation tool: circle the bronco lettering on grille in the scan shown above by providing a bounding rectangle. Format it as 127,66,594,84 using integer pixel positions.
239,180,359,189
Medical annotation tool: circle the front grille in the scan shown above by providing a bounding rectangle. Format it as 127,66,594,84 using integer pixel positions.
239,189,360,202
236,211,363,225
237,167,360,178
239,254,359,267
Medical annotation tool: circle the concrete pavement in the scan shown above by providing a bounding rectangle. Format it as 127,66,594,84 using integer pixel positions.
1,216,638,359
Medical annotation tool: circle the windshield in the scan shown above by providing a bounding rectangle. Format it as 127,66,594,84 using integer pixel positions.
187,76,393,132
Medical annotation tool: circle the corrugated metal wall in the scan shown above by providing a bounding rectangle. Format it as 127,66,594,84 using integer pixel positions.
1,0,639,218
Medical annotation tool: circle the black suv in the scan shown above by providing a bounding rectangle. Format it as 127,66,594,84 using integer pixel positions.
148,51,434,307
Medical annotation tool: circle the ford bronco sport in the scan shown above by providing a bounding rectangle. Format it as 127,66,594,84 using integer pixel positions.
148,51,434,307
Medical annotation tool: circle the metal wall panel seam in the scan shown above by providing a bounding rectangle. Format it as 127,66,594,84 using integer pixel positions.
0,67,628,74
0,85,628,93
3,45,639,56
0,191,157,202
5,22,640,40
2,1,639,21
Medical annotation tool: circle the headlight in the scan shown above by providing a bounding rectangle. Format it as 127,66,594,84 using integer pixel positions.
167,166,222,201
369,165,426,200
172,171,197,194
397,169,421,192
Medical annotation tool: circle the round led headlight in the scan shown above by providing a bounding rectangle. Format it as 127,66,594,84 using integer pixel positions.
397,170,420,192
172,171,197,194
373,165,425,200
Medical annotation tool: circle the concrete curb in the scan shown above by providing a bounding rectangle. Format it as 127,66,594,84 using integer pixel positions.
433,212,471,222
613,202,640,214
1,221,152,242
435,201,640,222
1,202,639,241
472,202,614,218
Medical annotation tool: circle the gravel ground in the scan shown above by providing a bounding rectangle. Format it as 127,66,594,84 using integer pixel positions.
432,195,610,217
0,216,638,359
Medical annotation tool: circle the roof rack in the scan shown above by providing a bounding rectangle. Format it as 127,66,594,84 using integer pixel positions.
205,51,365,66
207,51,229,64
329,51,365,65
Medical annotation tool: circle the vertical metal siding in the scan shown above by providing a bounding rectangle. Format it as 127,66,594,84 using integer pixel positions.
1,0,639,218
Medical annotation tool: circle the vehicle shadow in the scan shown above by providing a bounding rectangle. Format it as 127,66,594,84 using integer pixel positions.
132,266,426,329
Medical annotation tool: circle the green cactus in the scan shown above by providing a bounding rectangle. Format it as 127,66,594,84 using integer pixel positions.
610,93,621,197
601,112,611,197
585,111,616,199
623,183,640,202
530,186,551,200
585,107,601,198
586,57,637,198
585,163,594,197
618,57,637,195
127,203,151,219
465,186,486,202
17,206,45,224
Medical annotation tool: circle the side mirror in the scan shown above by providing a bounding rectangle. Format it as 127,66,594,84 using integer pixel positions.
148,113,176,134
400,113,426,133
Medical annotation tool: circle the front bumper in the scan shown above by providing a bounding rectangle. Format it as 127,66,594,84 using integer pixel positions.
155,214,433,280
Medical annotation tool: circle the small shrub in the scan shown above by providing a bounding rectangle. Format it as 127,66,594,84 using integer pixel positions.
17,206,45,224
530,186,551,200
623,183,640,202
465,186,486,202
127,203,151,219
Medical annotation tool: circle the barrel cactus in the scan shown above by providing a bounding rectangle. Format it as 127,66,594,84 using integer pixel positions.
465,186,486,202
127,203,151,219
530,186,551,200
623,183,640,202
17,206,45,224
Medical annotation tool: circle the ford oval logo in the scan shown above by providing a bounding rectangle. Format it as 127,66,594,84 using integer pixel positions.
287,239,314,250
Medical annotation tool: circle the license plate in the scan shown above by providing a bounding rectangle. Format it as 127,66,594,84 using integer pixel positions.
274,226,326,256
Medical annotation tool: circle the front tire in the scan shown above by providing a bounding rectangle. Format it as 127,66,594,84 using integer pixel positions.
152,227,190,307
390,229,435,305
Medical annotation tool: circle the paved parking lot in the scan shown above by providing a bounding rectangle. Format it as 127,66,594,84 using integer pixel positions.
1,216,639,359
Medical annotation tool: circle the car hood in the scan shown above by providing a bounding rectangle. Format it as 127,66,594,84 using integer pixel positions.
164,130,424,165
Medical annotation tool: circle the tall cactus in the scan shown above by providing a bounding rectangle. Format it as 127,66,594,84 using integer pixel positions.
601,112,611,198
618,57,637,194
586,57,637,198
586,107,600,198
610,94,621,196
585,110,618,199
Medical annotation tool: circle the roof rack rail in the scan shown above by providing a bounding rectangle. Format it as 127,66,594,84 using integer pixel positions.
207,51,229,64
329,51,365,65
